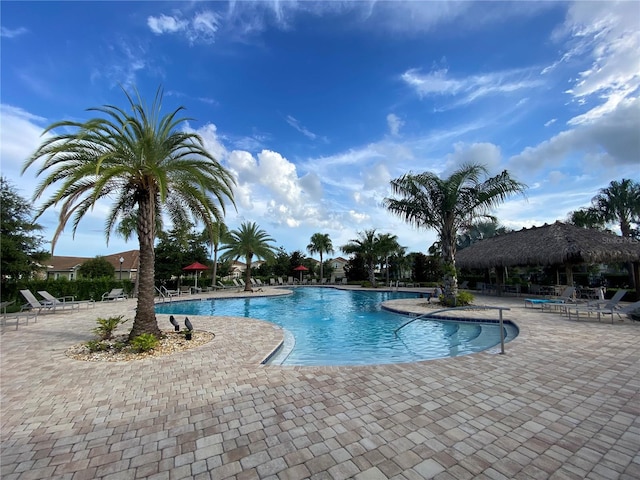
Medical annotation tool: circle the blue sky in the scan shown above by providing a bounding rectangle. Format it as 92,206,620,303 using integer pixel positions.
1,1,639,260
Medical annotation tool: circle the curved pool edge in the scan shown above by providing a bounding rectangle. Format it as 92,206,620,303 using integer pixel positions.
381,299,520,341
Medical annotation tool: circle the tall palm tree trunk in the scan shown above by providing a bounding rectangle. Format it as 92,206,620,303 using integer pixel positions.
441,231,458,305
244,253,253,291
212,245,219,289
319,252,324,282
130,194,162,339
368,261,376,287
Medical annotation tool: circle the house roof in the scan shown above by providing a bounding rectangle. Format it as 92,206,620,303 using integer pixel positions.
46,250,139,271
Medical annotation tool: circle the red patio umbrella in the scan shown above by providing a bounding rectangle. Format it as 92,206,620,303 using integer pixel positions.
293,265,309,282
182,262,209,290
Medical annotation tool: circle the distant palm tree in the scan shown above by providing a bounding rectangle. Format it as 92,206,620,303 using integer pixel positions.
592,179,640,239
220,222,278,291
580,178,640,291
384,163,526,303
207,221,230,289
22,87,235,339
376,233,401,287
307,233,334,281
342,229,380,286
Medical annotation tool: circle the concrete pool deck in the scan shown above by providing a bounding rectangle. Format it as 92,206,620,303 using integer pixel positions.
1,287,639,479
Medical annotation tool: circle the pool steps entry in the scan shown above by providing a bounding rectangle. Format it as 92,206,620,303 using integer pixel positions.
394,306,513,354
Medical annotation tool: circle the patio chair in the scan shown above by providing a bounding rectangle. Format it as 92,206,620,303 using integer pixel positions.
160,286,180,297
568,300,640,324
524,286,576,309
37,291,84,311
1,310,38,330
269,278,276,286
179,285,192,295
20,289,55,314
101,288,127,301
565,289,629,321
217,281,234,290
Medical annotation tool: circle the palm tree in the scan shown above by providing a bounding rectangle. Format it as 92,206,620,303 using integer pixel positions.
384,163,526,304
207,221,230,289
22,87,235,339
220,222,278,291
341,229,380,286
307,233,334,282
587,178,640,290
591,179,640,239
376,233,401,287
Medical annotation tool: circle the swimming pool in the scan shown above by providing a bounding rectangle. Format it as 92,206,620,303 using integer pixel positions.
155,288,518,366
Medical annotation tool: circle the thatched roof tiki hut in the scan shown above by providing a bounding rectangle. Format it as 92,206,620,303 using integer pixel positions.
455,222,640,296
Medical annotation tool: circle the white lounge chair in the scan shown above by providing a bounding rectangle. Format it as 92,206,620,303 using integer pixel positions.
20,289,55,314
565,289,630,322
101,288,127,301
160,286,180,297
37,290,89,310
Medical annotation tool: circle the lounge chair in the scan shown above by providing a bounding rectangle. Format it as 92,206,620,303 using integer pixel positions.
256,279,264,287
160,286,180,297
524,286,575,309
568,300,640,324
277,277,284,286
179,285,192,295
1,309,37,330
38,290,92,310
217,281,234,290
101,288,127,301
20,289,55,314
459,280,469,289
565,289,629,322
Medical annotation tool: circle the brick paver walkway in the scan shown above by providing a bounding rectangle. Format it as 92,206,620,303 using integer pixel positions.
1,287,639,479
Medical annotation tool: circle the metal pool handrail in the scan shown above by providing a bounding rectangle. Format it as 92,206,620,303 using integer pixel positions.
394,305,512,354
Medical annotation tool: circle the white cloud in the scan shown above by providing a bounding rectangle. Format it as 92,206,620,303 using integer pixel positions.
544,118,557,127
444,142,502,174
508,96,640,174
401,67,544,108
553,1,640,125
1,26,28,38
0,105,49,177
387,113,404,136
90,40,148,89
190,122,228,163
147,14,187,34
147,10,219,44
286,115,320,140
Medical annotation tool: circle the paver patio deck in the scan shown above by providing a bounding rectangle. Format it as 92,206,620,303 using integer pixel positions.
1,287,639,479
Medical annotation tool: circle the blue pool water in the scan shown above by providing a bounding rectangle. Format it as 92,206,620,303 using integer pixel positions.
155,288,518,366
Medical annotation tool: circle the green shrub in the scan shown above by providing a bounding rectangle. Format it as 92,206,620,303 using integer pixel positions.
85,340,110,352
439,290,475,307
130,333,158,353
92,315,128,340
457,291,474,306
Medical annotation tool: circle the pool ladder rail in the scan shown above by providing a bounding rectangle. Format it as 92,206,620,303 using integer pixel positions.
394,305,512,354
